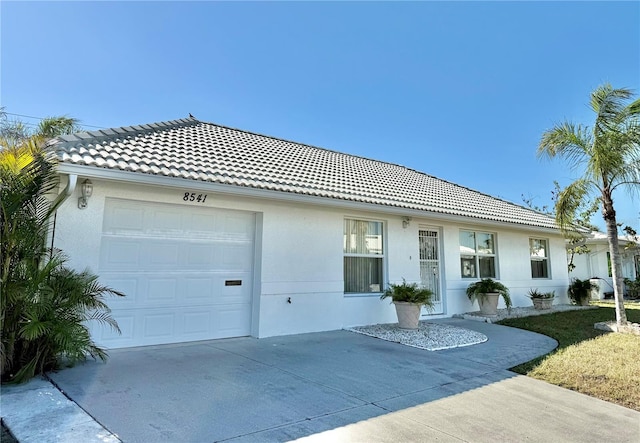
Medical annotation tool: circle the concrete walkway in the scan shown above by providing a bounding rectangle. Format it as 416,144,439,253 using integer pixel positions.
2,319,639,442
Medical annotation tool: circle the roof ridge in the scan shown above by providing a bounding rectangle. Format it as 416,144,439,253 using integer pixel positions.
50,117,200,146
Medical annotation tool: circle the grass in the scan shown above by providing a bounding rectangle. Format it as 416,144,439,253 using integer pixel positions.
497,302,640,411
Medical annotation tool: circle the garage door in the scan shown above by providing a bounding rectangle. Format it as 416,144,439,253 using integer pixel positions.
92,198,255,348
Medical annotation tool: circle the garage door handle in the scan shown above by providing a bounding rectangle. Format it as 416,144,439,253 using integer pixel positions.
225,280,242,286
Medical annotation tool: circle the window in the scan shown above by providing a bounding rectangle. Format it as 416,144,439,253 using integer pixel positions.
530,238,549,278
460,230,496,278
344,219,384,293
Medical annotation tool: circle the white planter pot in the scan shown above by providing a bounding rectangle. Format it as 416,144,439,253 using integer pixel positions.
478,293,500,316
393,301,422,330
532,298,554,310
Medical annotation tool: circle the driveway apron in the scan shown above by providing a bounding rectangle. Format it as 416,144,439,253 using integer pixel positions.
10,319,640,442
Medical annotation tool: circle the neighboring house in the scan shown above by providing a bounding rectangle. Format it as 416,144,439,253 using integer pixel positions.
568,231,640,298
49,117,569,348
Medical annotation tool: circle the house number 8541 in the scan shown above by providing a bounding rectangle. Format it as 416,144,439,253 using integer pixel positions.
183,192,207,203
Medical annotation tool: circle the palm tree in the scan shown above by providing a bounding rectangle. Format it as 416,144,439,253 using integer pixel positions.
538,84,640,327
1,110,80,148
0,113,80,298
35,116,81,141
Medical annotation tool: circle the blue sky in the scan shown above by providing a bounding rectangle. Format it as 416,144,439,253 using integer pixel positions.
2,1,639,230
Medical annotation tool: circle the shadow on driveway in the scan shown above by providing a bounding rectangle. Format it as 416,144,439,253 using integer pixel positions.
44,319,639,442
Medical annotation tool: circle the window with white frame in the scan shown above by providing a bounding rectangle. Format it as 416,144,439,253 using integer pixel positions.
460,230,496,278
343,219,384,293
530,238,549,278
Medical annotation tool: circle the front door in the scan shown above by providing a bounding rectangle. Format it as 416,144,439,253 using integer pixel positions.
419,228,443,314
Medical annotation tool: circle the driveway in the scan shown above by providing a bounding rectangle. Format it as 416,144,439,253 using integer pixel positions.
5,318,640,442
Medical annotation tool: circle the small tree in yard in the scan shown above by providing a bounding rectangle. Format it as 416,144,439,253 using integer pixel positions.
522,181,599,272
537,84,640,328
1,111,124,383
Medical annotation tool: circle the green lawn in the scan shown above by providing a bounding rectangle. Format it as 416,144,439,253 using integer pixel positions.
497,303,640,411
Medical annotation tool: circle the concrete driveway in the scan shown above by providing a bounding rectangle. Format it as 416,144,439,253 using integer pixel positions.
4,318,640,442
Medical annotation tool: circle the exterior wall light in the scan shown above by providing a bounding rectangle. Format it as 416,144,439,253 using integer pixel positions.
78,179,93,209
402,216,412,229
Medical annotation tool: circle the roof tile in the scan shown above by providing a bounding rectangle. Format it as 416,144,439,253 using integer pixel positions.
52,118,558,229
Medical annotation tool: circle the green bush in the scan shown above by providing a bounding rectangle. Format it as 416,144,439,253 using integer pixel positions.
3,255,123,382
568,278,597,305
624,277,640,299
1,139,124,383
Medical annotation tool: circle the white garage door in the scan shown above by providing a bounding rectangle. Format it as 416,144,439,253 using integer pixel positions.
92,198,255,348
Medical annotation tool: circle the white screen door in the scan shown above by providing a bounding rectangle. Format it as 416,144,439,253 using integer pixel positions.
419,229,443,314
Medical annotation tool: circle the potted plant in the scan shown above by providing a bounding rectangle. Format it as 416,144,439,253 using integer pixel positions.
624,277,640,299
527,289,555,310
466,278,512,316
568,278,598,306
380,279,434,330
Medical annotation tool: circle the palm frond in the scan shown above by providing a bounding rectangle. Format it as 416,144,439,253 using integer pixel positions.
11,357,40,383
627,97,640,116
19,316,52,341
87,311,122,333
610,157,640,196
554,179,592,234
36,116,81,141
537,122,592,170
590,84,634,129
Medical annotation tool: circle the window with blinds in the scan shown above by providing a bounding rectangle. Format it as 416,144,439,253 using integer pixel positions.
530,238,550,278
343,219,384,293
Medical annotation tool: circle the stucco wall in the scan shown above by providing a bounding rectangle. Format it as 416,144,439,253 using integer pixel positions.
53,176,570,340
440,224,570,313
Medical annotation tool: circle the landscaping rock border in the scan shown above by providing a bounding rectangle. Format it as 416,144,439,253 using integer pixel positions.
594,321,640,335
455,304,596,323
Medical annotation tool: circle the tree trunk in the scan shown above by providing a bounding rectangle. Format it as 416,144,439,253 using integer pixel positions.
603,196,628,326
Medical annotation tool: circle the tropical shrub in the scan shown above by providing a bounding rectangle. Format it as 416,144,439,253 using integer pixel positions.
624,277,640,299
3,254,124,382
1,122,124,383
466,278,512,309
527,289,555,299
380,279,435,309
568,278,597,305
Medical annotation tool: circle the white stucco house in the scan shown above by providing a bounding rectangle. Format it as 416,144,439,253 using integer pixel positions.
568,231,640,299
49,117,570,349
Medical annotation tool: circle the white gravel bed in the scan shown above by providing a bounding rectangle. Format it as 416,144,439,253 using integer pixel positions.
347,322,488,351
